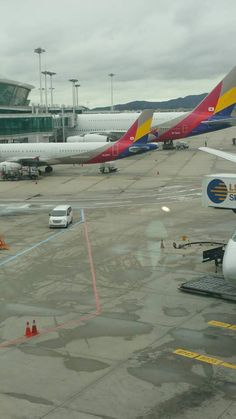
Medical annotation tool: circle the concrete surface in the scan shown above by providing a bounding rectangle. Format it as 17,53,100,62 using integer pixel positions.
0,128,236,418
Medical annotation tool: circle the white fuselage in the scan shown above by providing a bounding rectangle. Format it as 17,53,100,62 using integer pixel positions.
222,232,236,286
75,112,185,134
0,142,111,166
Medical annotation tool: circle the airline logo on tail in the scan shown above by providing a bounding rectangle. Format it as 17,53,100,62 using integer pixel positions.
152,66,236,141
87,109,155,163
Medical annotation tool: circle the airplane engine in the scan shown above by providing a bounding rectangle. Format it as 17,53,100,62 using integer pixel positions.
0,161,22,171
222,233,236,286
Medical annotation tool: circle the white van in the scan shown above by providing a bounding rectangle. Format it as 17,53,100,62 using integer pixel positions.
49,205,73,228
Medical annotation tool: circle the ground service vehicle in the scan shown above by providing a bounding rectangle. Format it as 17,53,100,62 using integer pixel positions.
49,205,73,228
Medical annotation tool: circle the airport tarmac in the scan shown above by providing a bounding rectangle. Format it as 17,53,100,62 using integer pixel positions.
0,129,236,419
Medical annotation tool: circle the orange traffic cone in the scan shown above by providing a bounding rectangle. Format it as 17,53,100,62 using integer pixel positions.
25,321,32,337
31,320,39,336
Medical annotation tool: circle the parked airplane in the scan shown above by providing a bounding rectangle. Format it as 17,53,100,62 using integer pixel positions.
222,231,236,286
199,146,236,287
0,110,157,173
74,66,236,143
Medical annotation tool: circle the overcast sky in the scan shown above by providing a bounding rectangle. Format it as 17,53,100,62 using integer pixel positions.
1,0,236,108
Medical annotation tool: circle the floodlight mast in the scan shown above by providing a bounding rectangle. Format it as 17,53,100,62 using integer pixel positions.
108,73,115,111
34,47,46,106
47,71,56,106
69,78,78,126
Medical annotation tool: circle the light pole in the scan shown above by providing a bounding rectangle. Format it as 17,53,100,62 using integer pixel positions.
47,71,56,106
61,105,65,142
108,73,115,112
75,84,80,107
69,78,78,126
41,71,49,113
34,47,46,107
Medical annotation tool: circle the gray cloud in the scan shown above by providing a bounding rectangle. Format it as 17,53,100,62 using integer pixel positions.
0,0,235,107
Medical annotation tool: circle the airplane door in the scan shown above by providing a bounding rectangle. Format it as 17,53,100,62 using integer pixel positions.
112,143,119,156
182,125,188,133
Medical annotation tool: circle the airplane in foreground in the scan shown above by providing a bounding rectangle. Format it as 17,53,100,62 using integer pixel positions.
0,110,157,174
222,231,236,287
73,66,236,143
199,146,236,287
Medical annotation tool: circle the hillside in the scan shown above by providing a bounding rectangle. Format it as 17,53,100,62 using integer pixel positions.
92,93,207,112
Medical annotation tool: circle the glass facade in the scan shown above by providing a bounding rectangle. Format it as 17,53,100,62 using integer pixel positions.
0,116,53,135
0,83,30,106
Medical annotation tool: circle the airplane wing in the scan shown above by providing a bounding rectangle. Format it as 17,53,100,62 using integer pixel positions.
199,147,236,164
201,117,236,127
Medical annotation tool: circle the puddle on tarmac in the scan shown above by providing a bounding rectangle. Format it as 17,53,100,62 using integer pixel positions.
3,392,53,406
35,316,153,350
20,346,110,372
0,303,63,316
64,355,109,372
162,306,190,317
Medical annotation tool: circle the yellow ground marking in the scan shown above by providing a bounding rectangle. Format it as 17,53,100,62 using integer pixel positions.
208,320,236,330
221,362,236,370
174,349,198,358
174,348,236,370
197,355,222,365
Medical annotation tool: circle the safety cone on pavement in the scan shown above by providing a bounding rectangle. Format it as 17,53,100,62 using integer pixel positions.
25,321,32,338
160,239,165,249
31,320,39,336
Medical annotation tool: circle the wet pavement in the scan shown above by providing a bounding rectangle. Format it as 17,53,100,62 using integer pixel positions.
0,129,236,418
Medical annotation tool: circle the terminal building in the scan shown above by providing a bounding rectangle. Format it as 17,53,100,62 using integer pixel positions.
0,76,76,143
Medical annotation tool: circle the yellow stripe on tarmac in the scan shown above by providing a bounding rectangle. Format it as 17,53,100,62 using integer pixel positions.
174,349,199,358
174,348,236,370
208,320,236,330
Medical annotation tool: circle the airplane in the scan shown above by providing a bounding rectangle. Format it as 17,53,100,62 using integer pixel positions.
199,146,236,287
74,66,236,143
0,109,158,174
199,146,236,164
222,231,236,286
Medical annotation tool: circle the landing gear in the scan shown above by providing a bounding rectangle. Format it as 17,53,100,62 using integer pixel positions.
99,162,118,174
45,166,53,173
162,140,174,150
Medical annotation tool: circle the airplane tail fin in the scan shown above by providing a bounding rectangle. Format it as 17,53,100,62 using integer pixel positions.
155,66,236,141
195,66,236,118
87,110,154,163
117,109,154,145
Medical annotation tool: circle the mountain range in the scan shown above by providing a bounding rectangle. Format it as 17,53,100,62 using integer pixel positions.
92,93,207,112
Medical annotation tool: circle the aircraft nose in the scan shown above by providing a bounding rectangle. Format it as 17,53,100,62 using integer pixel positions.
222,240,236,286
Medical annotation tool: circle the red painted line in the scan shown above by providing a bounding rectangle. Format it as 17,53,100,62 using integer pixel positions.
0,312,98,348
0,209,101,349
83,210,101,314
